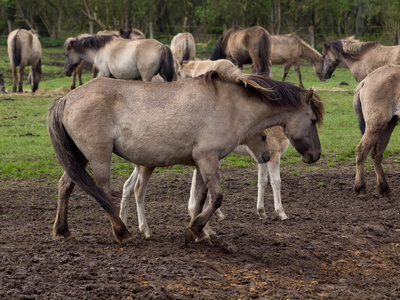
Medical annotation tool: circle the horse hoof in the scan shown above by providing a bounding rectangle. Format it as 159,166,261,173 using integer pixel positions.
62,235,76,243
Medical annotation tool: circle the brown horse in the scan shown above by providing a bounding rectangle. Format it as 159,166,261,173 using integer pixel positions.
170,32,196,70
48,67,324,244
353,65,400,197
7,29,42,93
270,34,324,87
321,36,400,82
210,25,271,75
64,35,175,81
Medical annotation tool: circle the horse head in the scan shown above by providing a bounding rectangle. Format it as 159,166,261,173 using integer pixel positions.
283,88,324,164
63,38,82,77
313,55,325,82
240,131,270,164
321,42,342,81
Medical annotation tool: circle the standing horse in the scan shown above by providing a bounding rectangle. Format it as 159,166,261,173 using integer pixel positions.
177,59,236,79
48,67,324,244
270,34,324,87
321,36,400,82
7,29,42,93
170,32,196,71
64,35,175,81
210,25,271,75
353,65,400,197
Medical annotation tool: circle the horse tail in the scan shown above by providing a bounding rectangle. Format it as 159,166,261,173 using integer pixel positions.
159,45,176,81
11,32,22,67
353,80,366,135
258,31,271,75
47,97,118,215
210,39,222,60
182,37,190,61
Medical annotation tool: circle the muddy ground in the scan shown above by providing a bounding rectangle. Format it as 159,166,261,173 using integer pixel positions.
0,159,399,299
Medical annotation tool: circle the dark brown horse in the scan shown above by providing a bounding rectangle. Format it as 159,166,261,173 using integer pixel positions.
7,29,42,93
210,25,271,75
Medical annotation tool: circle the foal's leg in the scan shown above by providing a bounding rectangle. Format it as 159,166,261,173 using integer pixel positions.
134,166,155,238
370,118,397,197
268,154,287,220
53,172,76,240
256,163,269,220
119,164,140,225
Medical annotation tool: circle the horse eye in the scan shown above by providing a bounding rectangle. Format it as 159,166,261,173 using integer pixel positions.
261,135,267,141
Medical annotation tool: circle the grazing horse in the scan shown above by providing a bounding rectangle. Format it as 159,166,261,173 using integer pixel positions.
170,32,196,71
210,25,271,75
270,34,324,87
97,28,145,39
177,59,236,79
321,36,400,82
63,35,175,81
48,66,324,244
353,65,400,197
7,29,42,93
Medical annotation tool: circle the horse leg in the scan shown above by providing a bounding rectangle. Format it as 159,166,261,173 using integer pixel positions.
92,64,98,78
281,63,291,82
71,69,77,90
119,164,140,225
187,166,210,242
91,159,132,243
293,62,304,88
188,157,223,243
77,60,84,86
134,166,155,238
30,66,39,92
11,64,17,92
370,117,397,197
268,153,287,220
256,163,269,220
354,131,379,196
17,62,26,92
53,172,76,240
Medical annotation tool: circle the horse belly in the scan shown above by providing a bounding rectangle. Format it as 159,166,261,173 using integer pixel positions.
109,60,141,79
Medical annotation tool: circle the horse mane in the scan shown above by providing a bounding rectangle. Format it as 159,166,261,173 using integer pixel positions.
327,37,378,60
210,26,243,60
203,68,324,125
73,35,114,52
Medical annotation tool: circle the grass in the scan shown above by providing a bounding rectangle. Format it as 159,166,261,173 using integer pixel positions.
1,44,400,180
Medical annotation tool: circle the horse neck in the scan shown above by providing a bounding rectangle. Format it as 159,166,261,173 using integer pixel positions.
79,48,98,64
299,43,322,64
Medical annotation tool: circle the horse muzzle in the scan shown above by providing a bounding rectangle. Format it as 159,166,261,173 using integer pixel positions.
301,152,321,164
258,151,270,164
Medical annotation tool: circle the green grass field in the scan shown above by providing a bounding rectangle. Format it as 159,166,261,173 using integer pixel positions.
1,44,399,180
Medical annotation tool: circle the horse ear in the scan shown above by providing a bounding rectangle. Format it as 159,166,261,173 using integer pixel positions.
128,29,132,34
305,88,314,104
68,39,76,50
119,29,124,35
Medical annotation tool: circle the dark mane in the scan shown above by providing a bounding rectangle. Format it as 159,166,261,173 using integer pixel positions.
203,70,324,125
326,38,378,60
74,35,114,52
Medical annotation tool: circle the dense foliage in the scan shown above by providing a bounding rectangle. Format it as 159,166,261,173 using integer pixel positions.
0,0,399,47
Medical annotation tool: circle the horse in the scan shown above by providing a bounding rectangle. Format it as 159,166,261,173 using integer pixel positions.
177,59,236,79
270,33,324,87
353,65,400,197
97,28,145,40
119,130,272,238
321,36,400,82
64,33,92,90
177,58,291,220
47,66,324,244
170,32,196,71
7,29,42,93
210,25,271,75
63,35,175,82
